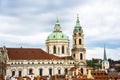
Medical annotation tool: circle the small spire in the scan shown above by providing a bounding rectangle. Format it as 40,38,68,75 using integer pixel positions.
103,44,107,60
54,17,61,32
75,14,80,27
2,43,6,51
73,14,83,33
77,13,79,22
55,16,60,26
56,16,59,23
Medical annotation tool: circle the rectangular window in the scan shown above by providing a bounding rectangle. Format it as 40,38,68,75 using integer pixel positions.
80,53,83,60
58,69,61,75
39,68,43,76
49,68,52,75
64,68,68,74
18,71,22,77
29,69,33,74
62,46,64,54
53,46,56,54
79,39,81,45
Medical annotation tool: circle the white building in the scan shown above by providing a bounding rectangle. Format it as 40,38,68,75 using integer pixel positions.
0,15,87,77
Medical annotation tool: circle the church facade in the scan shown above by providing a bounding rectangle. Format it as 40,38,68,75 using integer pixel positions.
0,15,87,77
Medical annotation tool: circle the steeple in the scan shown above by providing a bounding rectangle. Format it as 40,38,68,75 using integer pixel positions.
54,17,61,32
72,14,87,74
103,45,107,61
102,44,109,70
73,14,83,33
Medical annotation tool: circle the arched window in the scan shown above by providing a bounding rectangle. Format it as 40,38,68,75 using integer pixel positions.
12,71,15,76
80,53,83,60
53,46,56,54
62,46,64,54
73,54,75,58
79,39,81,45
39,68,43,76
74,39,76,45
49,68,52,75
81,68,83,74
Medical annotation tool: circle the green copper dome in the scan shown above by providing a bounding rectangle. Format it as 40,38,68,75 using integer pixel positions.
47,32,69,40
47,17,69,40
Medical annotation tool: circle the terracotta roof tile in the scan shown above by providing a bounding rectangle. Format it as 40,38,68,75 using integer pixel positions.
6,48,62,60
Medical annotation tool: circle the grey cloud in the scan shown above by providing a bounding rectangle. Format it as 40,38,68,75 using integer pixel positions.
0,0,120,60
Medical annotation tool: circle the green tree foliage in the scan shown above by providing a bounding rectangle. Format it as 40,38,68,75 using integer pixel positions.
86,58,102,70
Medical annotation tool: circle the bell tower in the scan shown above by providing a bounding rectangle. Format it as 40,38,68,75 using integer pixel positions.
71,14,86,74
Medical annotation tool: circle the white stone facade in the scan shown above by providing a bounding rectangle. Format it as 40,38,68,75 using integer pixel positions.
102,61,109,70
6,59,74,77
0,16,87,78
46,40,70,57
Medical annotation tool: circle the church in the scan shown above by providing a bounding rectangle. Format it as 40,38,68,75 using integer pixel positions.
0,15,87,77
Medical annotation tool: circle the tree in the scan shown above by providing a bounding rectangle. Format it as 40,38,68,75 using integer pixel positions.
86,58,102,70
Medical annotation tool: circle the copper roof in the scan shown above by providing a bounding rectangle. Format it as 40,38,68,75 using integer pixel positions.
6,48,62,60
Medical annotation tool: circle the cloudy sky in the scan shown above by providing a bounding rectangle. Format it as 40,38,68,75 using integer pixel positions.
0,0,120,60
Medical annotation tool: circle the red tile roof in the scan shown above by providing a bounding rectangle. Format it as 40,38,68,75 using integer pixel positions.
6,48,62,60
